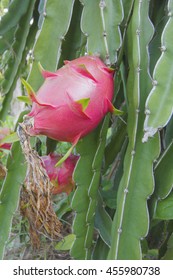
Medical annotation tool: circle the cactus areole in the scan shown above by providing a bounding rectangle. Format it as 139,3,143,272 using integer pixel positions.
24,56,119,142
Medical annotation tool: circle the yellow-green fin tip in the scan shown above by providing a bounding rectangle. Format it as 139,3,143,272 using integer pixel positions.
77,98,90,111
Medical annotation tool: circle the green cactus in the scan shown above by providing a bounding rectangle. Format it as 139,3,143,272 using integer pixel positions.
108,0,160,259
28,0,75,91
150,140,173,220
0,112,27,259
80,0,123,64
0,0,30,35
143,0,173,142
0,0,36,121
1,0,173,260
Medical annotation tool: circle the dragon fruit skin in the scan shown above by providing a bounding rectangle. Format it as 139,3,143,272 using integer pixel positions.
26,55,116,145
0,127,11,150
41,153,79,195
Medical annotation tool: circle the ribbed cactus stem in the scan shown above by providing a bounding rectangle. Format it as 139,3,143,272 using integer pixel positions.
0,0,35,121
143,0,173,142
99,0,110,65
108,0,160,260
71,117,110,259
113,22,141,257
28,0,75,91
80,0,123,64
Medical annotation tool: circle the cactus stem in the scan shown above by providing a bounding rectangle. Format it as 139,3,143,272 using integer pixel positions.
111,0,149,259
99,0,110,64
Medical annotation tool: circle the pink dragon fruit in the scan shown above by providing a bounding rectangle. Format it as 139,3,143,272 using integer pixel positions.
23,56,121,140
22,56,122,164
41,153,79,195
0,127,11,150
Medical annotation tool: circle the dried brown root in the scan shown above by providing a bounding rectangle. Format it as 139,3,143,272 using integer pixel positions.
17,117,62,248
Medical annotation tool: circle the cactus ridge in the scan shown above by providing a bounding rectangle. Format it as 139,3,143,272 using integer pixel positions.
71,117,110,259
28,0,75,91
0,112,27,259
0,1,36,121
108,0,160,260
150,139,173,220
0,0,30,35
143,0,173,142
80,0,123,65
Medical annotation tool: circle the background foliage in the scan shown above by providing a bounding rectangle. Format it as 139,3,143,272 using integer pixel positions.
0,0,173,260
